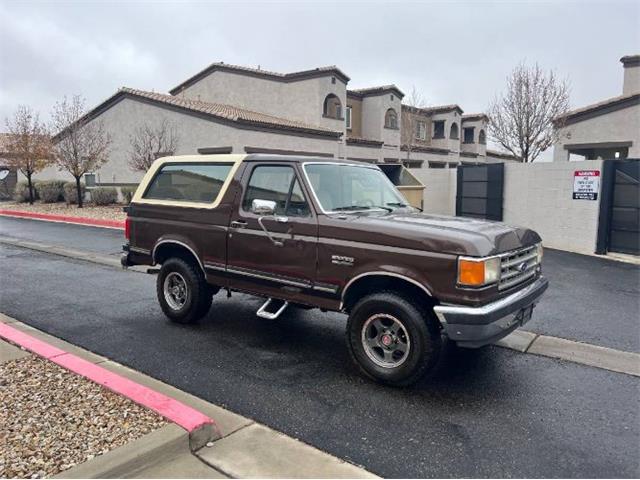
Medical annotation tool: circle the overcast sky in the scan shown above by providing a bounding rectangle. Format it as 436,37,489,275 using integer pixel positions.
1,0,639,129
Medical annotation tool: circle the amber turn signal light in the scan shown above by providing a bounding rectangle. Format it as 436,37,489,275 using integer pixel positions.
458,259,486,286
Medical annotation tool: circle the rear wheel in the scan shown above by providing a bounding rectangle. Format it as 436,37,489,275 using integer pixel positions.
346,291,441,386
156,257,213,324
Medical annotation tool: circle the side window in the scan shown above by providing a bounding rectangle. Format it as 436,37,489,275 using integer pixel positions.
143,163,233,203
243,165,310,217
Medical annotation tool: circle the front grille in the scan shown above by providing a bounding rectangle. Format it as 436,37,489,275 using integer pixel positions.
499,245,539,290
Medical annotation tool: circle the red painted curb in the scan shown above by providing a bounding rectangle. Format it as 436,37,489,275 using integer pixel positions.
0,322,217,435
0,209,125,230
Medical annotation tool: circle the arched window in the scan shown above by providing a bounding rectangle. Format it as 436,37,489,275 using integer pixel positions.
450,122,459,139
385,108,398,129
479,129,486,144
323,94,342,119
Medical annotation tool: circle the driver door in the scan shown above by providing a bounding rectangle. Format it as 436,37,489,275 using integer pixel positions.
226,163,318,293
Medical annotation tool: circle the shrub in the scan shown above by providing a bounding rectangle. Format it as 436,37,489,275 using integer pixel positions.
35,180,66,203
120,186,138,204
63,182,86,205
91,187,118,206
14,181,38,202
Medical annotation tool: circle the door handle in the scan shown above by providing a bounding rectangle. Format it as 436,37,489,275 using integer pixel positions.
230,220,248,229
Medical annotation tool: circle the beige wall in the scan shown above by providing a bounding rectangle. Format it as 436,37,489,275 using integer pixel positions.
503,161,603,254
553,104,640,161
177,70,347,133
32,97,340,185
346,96,363,138
623,63,640,96
410,167,457,215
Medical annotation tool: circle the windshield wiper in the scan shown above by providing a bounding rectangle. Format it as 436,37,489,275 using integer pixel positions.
386,202,409,208
333,205,392,213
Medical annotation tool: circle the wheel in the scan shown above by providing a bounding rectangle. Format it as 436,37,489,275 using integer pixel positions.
346,291,441,387
156,257,213,324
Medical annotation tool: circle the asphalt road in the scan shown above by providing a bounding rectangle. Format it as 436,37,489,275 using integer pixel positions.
0,242,638,478
1,215,638,352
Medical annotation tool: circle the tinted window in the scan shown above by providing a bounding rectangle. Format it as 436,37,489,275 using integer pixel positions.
143,163,233,203
243,165,310,216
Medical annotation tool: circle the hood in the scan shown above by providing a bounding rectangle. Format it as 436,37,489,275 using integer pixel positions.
329,211,541,257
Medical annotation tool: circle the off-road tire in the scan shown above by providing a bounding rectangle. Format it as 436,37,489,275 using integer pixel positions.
346,291,441,387
156,257,213,324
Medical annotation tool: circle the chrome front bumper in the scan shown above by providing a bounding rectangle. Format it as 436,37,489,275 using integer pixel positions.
434,276,549,348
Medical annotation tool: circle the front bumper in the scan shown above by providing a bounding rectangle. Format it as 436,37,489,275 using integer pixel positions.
434,276,548,348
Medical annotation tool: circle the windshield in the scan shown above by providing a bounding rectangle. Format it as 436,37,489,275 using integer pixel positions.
303,163,408,213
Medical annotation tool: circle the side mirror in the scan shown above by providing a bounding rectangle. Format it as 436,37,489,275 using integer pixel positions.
251,199,276,216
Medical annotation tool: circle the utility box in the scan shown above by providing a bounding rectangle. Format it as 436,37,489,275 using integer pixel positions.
379,164,425,210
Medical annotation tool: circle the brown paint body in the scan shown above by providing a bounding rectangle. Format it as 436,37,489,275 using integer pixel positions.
125,155,542,312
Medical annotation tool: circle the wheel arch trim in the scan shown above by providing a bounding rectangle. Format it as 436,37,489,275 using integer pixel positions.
340,271,433,310
152,239,205,274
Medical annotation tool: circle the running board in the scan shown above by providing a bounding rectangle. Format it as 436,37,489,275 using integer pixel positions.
256,298,289,319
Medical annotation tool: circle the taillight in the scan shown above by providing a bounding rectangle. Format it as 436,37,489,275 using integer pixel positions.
125,217,131,241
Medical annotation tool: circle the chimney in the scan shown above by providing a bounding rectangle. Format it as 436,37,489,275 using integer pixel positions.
620,54,640,95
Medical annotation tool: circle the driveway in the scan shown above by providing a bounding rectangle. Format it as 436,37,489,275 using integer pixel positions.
0,223,638,477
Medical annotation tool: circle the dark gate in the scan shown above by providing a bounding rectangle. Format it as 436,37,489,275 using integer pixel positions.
456,163,504,221
597,160,640,255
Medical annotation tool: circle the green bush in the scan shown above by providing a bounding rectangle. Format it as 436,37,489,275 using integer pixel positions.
35,180,66,203
120,186,138,204
63,182,86,205
14,181,38,202
91,187,118,206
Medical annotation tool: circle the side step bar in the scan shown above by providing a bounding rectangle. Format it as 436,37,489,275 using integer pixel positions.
257,298,289,319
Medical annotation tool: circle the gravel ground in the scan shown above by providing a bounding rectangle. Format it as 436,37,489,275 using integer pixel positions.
0,355,166,478
1,202,126,222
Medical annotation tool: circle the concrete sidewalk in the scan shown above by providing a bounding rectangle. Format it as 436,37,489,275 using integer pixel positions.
0,315,377,479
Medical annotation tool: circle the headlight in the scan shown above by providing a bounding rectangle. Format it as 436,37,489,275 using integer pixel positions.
536,243,544,264
457,256,501,287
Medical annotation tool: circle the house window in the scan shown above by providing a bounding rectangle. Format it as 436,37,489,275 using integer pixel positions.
428,161,446,169
479,129,486,144
84,173,96,187
463,127,475,144
450,123,459,139
390,94,394,101
433,120,445,139
323,94,343,119
385,108,398,129
331,76,336,84
346,106,352,130
415,121,426,140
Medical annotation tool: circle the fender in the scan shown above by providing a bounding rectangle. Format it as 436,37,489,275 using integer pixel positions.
152,237,205,273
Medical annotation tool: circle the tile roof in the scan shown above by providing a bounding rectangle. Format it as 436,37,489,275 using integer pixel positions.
401,104,463,115
462,113,489,122
345,136,384,147
54,88,342,140
169,62,350,95
553,92,640,125
347,85,405,98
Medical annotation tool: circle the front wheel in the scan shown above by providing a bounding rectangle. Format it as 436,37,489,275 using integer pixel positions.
346,292,441,387
156,257,213,324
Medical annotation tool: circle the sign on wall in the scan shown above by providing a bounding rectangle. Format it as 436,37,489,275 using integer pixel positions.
573,170,600,200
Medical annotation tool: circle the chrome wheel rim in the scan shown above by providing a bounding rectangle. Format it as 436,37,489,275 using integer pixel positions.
361,313,411,368
163,272,188,310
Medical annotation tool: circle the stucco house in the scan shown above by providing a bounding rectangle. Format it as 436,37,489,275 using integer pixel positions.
32,61,515,189
552,54,640,161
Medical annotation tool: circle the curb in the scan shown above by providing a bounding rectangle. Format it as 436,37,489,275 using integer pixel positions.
0,209,125,230
0,322,219,450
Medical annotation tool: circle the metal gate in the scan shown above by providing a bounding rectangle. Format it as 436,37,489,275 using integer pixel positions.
456,163,504,221
597,160,640,255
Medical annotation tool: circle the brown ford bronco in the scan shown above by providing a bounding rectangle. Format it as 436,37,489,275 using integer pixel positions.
122,154,548,386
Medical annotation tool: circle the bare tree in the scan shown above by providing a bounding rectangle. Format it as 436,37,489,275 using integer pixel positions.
488,62,570,163
4,105,53,204
401,86,427,162
128,118,180,172
51,95,111,207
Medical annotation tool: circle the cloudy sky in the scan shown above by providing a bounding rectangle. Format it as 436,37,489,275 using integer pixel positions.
1,0,639,128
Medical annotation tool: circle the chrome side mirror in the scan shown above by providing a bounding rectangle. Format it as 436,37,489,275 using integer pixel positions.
251,199,276,216
251,199,286,247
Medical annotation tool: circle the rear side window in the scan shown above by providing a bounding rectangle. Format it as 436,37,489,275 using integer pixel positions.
143,163,233,203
